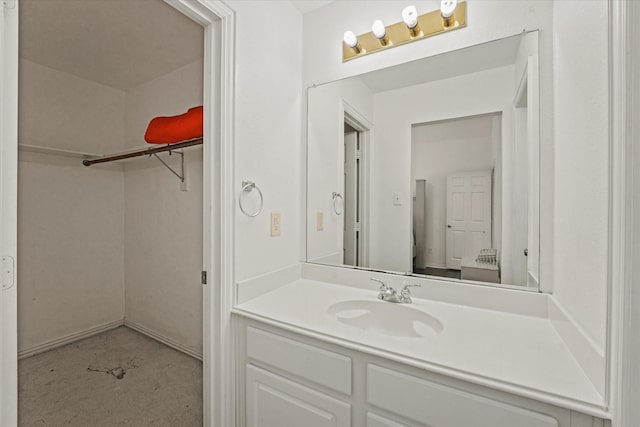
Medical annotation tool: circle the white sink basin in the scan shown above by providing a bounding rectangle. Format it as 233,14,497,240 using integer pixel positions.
327,299,443,337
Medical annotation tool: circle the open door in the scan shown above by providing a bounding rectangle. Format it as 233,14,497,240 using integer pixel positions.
525,56,540,288
343,129,358,265
0,0,19,425
514,54,540,288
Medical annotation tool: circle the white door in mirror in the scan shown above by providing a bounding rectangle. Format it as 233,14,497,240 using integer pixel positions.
446,172,491,270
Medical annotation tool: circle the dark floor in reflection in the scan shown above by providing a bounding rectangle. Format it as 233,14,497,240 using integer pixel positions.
413,267,461,280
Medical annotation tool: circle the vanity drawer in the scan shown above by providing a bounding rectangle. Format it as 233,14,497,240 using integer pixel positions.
246,327,352,395
367,365,559,427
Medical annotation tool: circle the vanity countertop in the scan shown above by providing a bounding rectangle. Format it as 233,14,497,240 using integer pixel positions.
233,278,606,417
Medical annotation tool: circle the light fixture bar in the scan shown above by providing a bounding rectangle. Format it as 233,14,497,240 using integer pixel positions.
342,1,467,62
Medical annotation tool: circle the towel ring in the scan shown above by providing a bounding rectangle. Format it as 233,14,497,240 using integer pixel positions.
332,192,344,215
239,180,264,217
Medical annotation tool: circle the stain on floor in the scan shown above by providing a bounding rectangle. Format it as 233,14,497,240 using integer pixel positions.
86,366,128,379
19,326,203,426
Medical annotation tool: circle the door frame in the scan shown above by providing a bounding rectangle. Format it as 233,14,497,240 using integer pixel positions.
0,1,19,425
0,1,237,426
608,0,635,425
163,3,238,426
342,102,373,268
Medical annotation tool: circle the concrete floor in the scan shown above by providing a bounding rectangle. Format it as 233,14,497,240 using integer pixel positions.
19,326,203,426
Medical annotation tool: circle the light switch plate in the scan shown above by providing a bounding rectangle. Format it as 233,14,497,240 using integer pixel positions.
317,212,324,231
271,212,281,237
393,192,402,206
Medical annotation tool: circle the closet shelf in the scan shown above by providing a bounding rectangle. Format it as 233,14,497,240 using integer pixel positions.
19,144,100,159
81,137,202,167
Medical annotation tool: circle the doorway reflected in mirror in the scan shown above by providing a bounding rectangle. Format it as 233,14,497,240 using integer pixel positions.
411,114,504,283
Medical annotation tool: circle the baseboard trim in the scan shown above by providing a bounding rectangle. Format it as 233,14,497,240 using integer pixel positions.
18,319,124,360
124,319,203,361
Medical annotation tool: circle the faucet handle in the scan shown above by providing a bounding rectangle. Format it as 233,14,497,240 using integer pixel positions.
370,277,388,291
401,283,421,296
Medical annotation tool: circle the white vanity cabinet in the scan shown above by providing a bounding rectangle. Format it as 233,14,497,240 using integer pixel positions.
237,318,608,427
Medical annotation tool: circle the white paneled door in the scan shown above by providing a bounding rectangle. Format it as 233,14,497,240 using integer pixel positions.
246,365,351,427
446,172,492,270
0,1,19,425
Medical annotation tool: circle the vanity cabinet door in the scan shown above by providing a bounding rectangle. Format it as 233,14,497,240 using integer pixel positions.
246,365,351,427
367,365,559,427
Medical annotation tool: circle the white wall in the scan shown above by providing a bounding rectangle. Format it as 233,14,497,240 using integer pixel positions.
371,66,514,272
551,1,609,352
232,1,303,281
411,117,495,270
18,59,125,154
307,78,373,262
124,60,203,150
123,60,203,355
17,60,125,352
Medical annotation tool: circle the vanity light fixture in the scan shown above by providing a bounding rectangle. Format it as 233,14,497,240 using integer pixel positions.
343,30,362,54
402,5,421,37
440,0,458,27
342,1,467,62
371,20,390,46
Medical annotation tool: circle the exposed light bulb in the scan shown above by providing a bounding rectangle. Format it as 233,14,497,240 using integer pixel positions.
402,5,418,29
372,20,386,39
343,30,362,54
371,19,390,46
440,0,457,19
343,30,358,48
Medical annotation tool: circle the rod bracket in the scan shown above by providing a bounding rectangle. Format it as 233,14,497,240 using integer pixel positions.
152,150,185,182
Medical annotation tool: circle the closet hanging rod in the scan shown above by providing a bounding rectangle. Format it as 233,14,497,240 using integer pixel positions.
82,137,203,167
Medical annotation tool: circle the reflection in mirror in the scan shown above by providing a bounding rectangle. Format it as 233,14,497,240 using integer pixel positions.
307,32,539,290
411,114,502,283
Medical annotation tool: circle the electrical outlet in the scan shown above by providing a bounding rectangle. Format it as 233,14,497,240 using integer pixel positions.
271,212,281,237
317,212,324,231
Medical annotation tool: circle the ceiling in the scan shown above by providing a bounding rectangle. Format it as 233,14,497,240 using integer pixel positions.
359,34,523,94
19,0,204,91
290,0,334,14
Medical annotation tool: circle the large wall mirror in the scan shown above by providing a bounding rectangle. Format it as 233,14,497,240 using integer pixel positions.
306,31,540,290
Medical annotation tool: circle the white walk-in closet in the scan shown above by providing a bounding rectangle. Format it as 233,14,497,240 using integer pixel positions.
16,1,206,424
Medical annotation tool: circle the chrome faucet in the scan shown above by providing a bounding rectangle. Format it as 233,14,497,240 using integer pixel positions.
370,278,421,304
